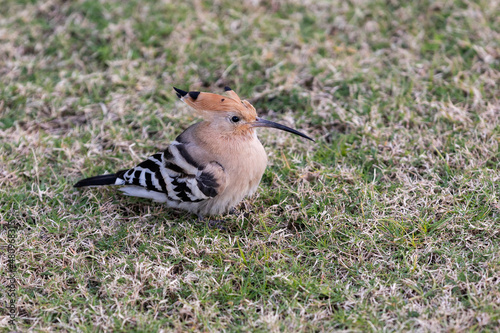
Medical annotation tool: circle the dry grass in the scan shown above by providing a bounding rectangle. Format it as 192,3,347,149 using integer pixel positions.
0,0,499,331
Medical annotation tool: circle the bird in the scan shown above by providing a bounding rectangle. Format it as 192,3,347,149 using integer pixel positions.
74,86,314,222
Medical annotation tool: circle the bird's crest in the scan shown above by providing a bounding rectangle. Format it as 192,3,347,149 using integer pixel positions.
173,86,257,121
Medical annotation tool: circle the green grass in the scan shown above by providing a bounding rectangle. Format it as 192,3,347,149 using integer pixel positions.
1,0,499,331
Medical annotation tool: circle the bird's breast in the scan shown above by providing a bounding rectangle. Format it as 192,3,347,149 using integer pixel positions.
224,138,267,189
188,126,269,215
213,137,268,211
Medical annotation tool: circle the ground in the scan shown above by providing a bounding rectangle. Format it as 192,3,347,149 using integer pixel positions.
0,0,499,331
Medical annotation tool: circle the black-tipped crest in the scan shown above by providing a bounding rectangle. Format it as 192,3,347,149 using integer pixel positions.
173,87,187,99
224,86,232,91
189,91,200,100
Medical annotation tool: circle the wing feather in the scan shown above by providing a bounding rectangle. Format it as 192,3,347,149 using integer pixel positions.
115,140,226,205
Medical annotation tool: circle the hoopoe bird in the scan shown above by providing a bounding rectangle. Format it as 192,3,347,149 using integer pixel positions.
74,87,313,220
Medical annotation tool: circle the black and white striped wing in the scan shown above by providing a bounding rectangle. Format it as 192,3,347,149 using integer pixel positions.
116,154,169,202
115,142,226,205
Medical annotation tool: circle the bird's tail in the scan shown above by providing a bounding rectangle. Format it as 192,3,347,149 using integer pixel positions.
74,170,127,188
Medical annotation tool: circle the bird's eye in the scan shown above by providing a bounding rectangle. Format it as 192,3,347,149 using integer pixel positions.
231,116,240,123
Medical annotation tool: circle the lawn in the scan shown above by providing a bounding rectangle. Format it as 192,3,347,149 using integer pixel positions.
0,0,499,331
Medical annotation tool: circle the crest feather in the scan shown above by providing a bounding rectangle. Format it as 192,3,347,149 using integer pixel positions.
173,87,257,121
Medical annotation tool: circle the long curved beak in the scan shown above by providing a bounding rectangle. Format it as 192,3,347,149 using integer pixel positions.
251,117,314,142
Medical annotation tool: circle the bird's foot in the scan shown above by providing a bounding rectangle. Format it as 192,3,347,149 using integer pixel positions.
197,215,226,230
207,219,226,230
228,206,252,219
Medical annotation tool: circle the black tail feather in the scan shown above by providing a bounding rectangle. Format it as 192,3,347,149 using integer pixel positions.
74,173,119,188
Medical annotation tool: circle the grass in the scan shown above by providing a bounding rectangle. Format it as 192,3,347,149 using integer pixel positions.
0,0,499,331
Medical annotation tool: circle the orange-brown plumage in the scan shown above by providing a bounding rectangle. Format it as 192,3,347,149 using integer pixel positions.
75,86,313,221
176,87,257,123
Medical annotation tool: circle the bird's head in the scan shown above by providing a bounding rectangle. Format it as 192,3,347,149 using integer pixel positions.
173,86,314,141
